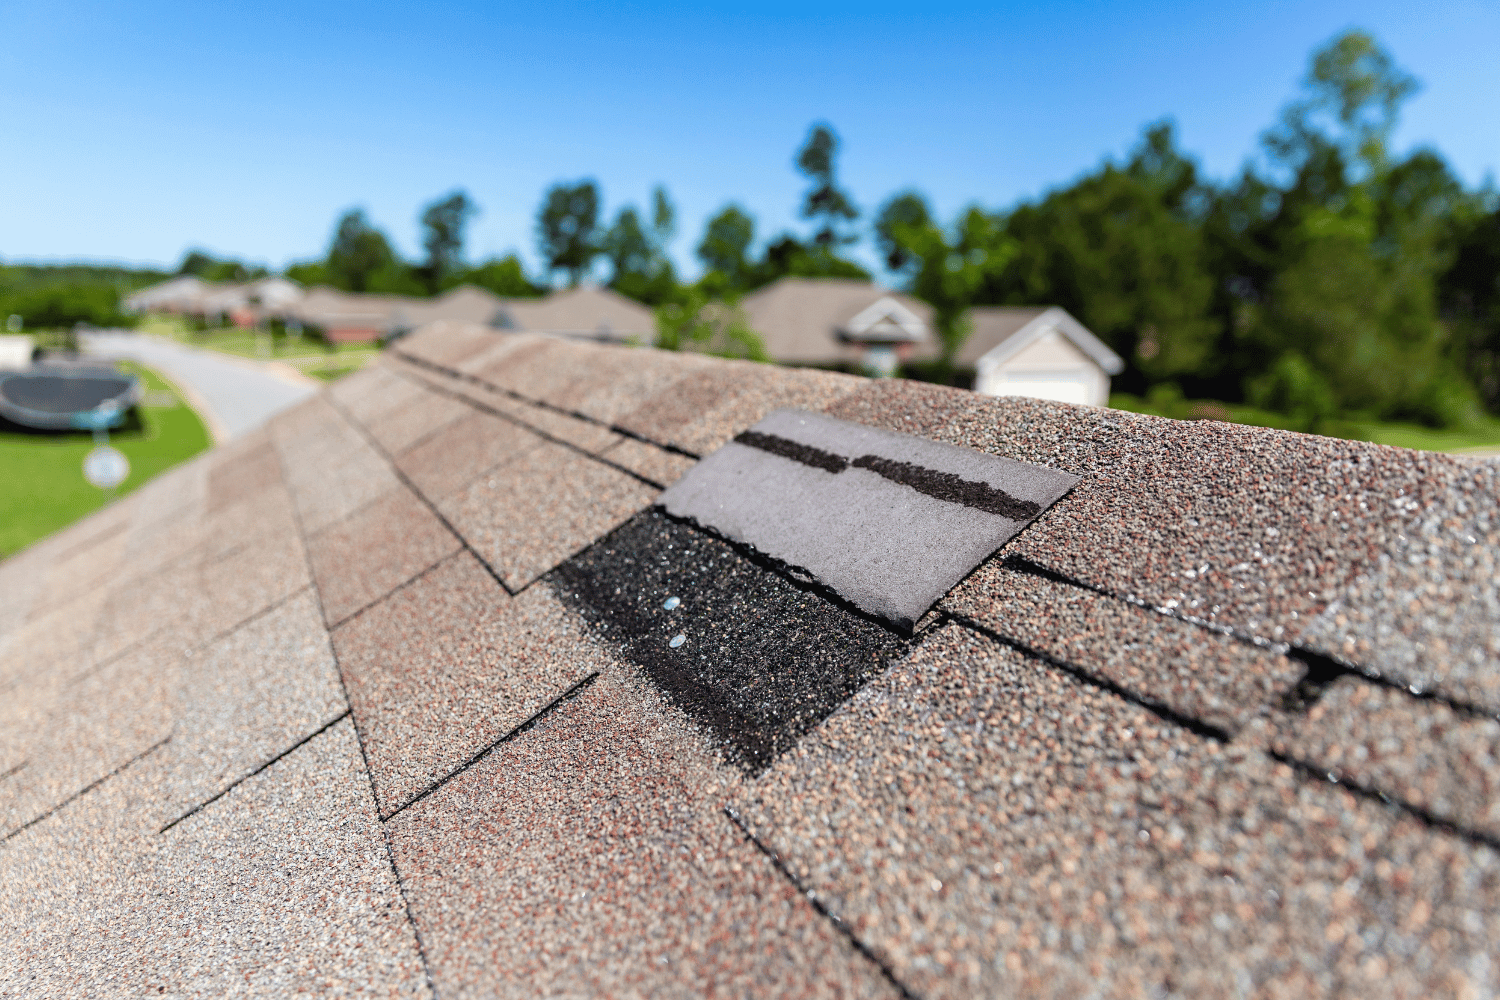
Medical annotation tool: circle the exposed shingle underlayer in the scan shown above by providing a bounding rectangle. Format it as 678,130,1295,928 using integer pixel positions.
2,322,1495,998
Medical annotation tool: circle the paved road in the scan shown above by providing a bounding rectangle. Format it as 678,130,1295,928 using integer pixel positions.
83,331,317,441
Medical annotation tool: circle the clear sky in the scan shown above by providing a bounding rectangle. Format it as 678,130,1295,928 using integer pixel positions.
2,0,1496,280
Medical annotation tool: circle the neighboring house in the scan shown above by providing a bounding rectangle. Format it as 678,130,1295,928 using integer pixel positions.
741,278,1123,405
957,306,1124,407
493,284,656,343
125,276,306,327
389,286,510,337
123,276,212,315
741,277,935,373
205,277,306,327
290,284,657,345
286,287,407,342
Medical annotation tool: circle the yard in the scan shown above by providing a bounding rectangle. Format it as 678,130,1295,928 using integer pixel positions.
136,316,381,377
0,360,212,558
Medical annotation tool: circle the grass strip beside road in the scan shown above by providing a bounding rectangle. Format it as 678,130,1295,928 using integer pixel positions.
0,361,212,558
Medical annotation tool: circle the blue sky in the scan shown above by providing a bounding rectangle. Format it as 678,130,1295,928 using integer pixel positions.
2,0,1496,280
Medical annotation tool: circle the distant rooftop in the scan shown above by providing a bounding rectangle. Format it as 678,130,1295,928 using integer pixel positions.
3,322,1498,997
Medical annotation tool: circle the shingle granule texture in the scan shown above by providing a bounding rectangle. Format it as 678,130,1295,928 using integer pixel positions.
616,361,861,455
271,395,399,534
1271,677,1500,839
0,719,430,997
824,381,1500,707
552,510,910,773
0,641,171,837
736,624,1500,1000
600,434,696,486
329,359,430,428
306,482,461,626
362,377,472,456
393,405,545,501
437,440,656,589
397,317,508,369
945,563,1304,732
331,553,602,815
7,327,1498,996
145,590,345,830
205,431,282,513
386,665,899,1000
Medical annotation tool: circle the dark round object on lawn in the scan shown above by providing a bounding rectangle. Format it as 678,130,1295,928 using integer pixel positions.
0,368,142,430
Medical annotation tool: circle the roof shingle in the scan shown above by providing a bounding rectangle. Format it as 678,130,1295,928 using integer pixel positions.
5,323,1496,998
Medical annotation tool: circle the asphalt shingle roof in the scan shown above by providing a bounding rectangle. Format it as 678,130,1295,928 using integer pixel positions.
2,322,1497,998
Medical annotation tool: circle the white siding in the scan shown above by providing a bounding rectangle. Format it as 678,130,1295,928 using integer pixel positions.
974,329,1111,406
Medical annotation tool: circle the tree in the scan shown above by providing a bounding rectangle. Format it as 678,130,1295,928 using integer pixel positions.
175,250,261,283
176,250,217,277
796,124,859,248
745,234,871,290
651,186,676,249
1264,29,1417,180
697,204,755,288
537,180,601,286
283,261,329,287
419,190,477,293
656,289,768,362
1209,29,1474,426
325,209,397,293
986,122,1219,391
600,186,679,304
1442,200,1500,411
874,191,933,273
464,255,543,298
879,196,1014,369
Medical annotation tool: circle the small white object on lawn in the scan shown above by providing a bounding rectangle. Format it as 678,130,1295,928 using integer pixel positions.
83,445,130,490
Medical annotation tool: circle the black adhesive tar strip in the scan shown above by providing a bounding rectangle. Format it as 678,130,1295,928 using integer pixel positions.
732,430,848,474
660,408,1079,628
849,455,1042,521
733,430,1042,521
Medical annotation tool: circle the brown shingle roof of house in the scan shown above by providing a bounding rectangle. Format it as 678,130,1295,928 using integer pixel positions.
494,284,656,341
742,277,936,365
952,305,1050,367
3,323,1499,997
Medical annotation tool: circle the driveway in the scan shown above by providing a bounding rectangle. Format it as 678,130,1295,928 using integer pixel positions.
82,331,318,442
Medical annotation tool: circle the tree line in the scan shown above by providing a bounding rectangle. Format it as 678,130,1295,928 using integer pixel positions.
3,29,1496,430
232,30,1500,428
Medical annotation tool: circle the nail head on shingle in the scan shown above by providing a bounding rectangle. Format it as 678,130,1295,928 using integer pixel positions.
663,596,680,610
669,634,686,648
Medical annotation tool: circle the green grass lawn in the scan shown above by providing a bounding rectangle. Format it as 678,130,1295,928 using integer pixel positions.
1110,393,1500,455
138,316,380,368
0,361,212,558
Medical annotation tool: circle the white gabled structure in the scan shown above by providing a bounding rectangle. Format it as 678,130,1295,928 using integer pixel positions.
961,306,1124,407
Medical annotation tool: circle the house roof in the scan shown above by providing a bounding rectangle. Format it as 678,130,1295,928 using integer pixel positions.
3,323,1499,997
957,305,1126,374
742,277,936,364
493,284,656,341
288,284,655,342
122,275,211,313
